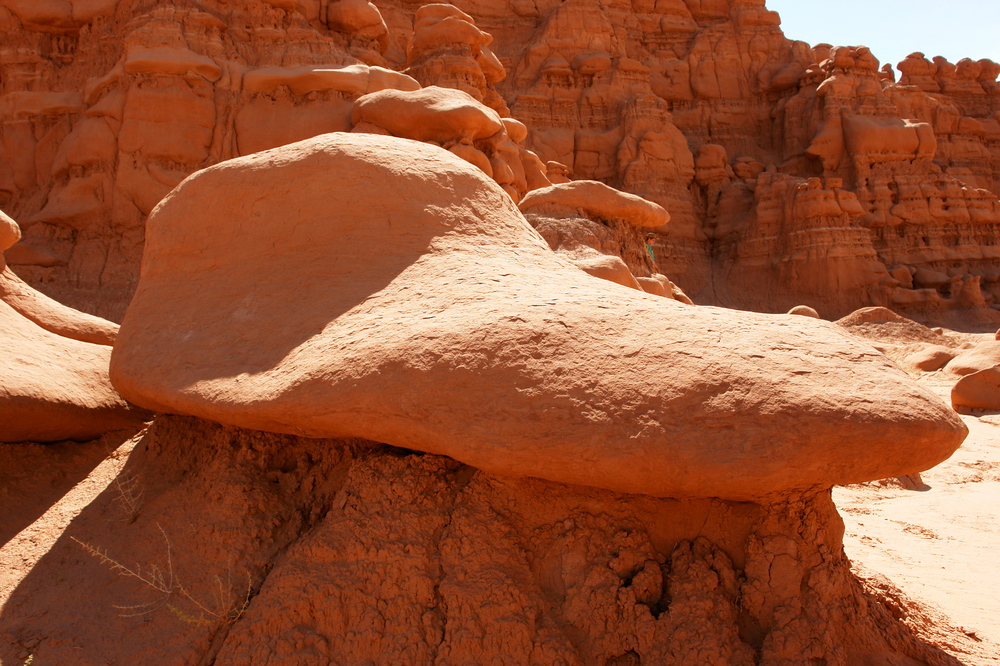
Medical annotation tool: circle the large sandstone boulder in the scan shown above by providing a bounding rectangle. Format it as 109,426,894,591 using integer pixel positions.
111,133,965,501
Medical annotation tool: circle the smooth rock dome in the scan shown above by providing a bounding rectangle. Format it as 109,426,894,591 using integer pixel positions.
110,132,966,500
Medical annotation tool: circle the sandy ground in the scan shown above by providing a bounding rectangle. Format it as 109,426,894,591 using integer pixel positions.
0,430,140,611
835,374,1000,665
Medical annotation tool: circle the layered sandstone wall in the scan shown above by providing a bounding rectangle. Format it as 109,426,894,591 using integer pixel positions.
0,0,406,319
2,0,999,319
451,0,1000,317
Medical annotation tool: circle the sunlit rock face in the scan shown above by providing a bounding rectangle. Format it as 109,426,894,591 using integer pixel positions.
1,0,999,321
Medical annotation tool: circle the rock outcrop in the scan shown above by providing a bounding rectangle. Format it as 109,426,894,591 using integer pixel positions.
2,0,999,321
477,3,1000,318
0,1,421,318
0,0,988,666
110,133,965,500
904,345,956,372
0,415,974,665
0,3,991,663
518,179,688,297
943,341,1000,377
0,209,147,442
952,366,1000,413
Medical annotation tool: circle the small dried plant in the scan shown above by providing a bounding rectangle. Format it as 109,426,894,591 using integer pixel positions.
104,437,145,523
73,524,253,626
110,469,144,523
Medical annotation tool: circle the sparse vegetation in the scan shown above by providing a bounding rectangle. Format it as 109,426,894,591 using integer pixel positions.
110,469,144,523
72,524,253,627
105,438,145,523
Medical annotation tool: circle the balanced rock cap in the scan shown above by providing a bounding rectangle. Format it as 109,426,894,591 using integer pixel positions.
111,132,966,500
519,180,670,227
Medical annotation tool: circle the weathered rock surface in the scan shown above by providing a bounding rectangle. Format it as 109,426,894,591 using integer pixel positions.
952,365,1000,413
788,305,820,318
1,210,147,442
0,1,428,318
518,180,686,298
0,297,142,442
486,8,1000,317
352,85,503,144
405,3,507,114
0,266,118,346
111,133,965,500
944,341,1000,377
519,180,671,228
0,415,972,665
2,0,999,321
350,84,550,199
0,3,992,663
905,345,957,372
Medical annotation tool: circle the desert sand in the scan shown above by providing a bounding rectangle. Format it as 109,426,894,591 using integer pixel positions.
834,324,1000,666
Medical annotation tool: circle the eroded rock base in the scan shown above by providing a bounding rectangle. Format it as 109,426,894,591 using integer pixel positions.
0,416,963,665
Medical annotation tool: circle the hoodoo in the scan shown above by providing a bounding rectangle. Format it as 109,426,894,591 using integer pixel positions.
0,0,996,663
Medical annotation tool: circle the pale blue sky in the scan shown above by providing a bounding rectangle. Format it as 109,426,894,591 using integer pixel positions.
765,0,1000,74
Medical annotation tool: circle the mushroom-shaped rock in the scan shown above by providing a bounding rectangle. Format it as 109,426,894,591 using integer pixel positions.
110,133,966,501
519,181,670,228
406,4,507,105
351,86,503,145
326,0,389,50
952,366,1000,413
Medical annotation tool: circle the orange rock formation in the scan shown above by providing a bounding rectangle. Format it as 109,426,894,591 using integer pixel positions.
0,208,146,442
0,1,995,664
1,0,999,320
109,133,965,500
0,416,977,664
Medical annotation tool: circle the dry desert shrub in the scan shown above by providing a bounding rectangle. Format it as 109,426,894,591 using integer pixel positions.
104,431,147,523
72,524,252,627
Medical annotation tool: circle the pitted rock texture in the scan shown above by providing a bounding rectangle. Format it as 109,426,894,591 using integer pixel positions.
0,415,970,666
